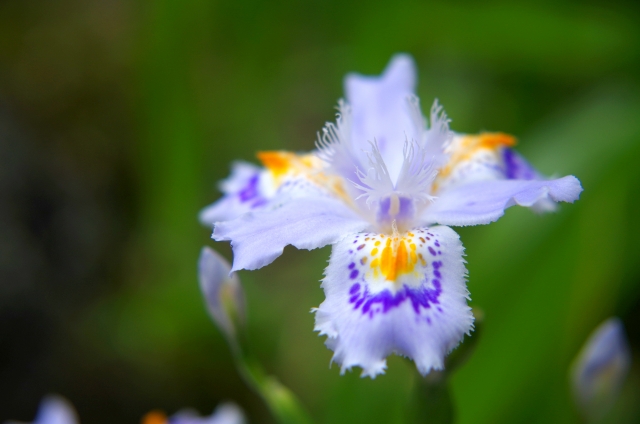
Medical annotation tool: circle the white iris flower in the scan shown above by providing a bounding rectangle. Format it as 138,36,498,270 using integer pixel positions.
202,54,582,378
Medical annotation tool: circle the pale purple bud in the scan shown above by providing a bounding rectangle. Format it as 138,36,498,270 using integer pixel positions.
198,247,246,344
570,317,631,420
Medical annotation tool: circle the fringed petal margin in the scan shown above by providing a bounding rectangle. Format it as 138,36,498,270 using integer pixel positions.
314,225,473,378
422,176,583,227
214,196,371,271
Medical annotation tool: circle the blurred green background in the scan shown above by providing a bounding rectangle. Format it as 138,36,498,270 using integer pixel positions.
1,0,639,422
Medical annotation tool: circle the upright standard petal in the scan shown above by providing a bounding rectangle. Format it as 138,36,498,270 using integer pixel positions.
198,247,245,343
314,225,473,377
214,196,371,271
344,54,421,182
570,318,631,420
422,176,582,226
5,396,78,424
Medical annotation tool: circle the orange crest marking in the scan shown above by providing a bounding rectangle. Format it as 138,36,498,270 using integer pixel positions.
432,132,517,193
477,132,516,149
257,151,295,177
368,233,426,282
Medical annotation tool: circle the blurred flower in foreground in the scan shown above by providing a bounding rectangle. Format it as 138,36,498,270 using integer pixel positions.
202,54,582,377
198,246,246,347
142,403,246,424
4,396,78,424
570,317,631,420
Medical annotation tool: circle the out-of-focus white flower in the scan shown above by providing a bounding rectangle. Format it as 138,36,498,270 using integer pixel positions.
4,396,78,424
570,317,631,420
142,402,246,424
198,246,246,345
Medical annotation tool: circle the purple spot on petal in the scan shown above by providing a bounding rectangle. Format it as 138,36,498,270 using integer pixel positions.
427,318,431,325
357,244,365,250
348,262,355,269
348,250,353,254
437,307,443,313
349,295,359,303
238,174,268,208
349,283,361,294
428,247,437,256
434,270,442,278
503,148,537,180
350,269,359,279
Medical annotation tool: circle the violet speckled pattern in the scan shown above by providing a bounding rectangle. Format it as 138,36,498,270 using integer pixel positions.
314,226,472,377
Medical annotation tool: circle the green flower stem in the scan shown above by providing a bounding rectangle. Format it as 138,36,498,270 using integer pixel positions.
409,371,455,424
407,308,484,424
234,351,313,424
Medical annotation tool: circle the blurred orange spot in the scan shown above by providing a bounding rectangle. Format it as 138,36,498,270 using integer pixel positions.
141,411,167,424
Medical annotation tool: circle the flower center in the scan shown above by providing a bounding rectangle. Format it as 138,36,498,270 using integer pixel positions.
350,225,435,291
376,193,415,232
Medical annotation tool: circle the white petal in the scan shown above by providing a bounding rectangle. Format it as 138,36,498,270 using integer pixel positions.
214,196,371,271
344,54,421,183
199,161,273,227
434,133,520,193
422,176,582,226
314,226,473,378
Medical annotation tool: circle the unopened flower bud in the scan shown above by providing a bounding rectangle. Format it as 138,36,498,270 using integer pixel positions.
570,317,631,420
198,247,246,345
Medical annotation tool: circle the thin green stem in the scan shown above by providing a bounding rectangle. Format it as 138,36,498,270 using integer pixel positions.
233,351,313,424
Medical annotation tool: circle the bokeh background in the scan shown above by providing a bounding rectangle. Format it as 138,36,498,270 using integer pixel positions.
1,0,640,422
